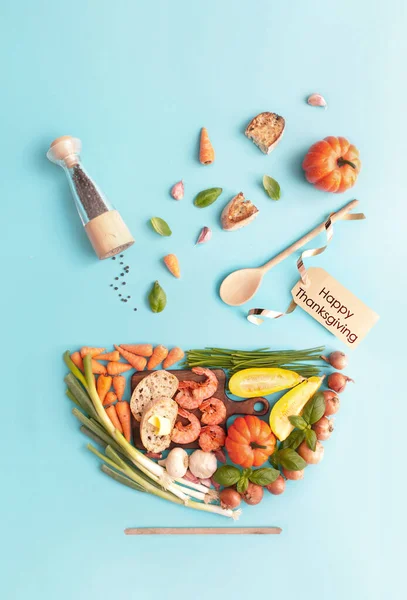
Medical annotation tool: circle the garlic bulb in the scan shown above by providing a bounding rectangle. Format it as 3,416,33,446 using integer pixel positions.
189,450,217,479
161,448,188,478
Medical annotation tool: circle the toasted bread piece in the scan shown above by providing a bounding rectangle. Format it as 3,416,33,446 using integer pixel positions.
221,193,259,231
140,397,178,453
245,112,285,154
130,370,179,422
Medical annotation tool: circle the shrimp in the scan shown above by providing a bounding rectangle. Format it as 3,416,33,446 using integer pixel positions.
199,397,227,425
199,425,226,452
190,367,218,402
171,408,201,444
175,387,202,410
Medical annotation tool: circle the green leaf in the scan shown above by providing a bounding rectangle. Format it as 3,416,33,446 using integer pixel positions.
277,448,307,472
148,281,167,313
269,452,279,468
262,175,281,200
193,187,223,208
288,415,308,430
213,465,241,487
302,392,326,425
249,467,280,486
305,429,317,451
236,475,249,494
280,429,306,450
150,217,172,236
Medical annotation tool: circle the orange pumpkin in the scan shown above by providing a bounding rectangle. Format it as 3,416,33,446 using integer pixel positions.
302,136,361,193
225,415,276,468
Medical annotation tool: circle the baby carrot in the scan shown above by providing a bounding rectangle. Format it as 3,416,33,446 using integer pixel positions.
71,351,84,372
199,127,215,165
163,347,185,369
147,345,169,370
115,346,147,371
112,375,126,401
107,362,132,375
94,351,120,362
80,347,106,358
163,254,181,278
105,404,123,433
103,391,117,407
96,374,112,403
120,344,153,357
116,401,132,443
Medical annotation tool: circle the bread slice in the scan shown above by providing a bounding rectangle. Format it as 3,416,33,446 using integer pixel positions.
130,370,179,422
221,193,259,231
140,397,178,453
245,112,285,154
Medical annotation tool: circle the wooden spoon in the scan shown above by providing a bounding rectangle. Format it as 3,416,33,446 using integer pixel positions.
219,200,359,306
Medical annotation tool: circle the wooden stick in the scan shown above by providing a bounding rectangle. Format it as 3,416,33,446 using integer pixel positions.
261,199,359,272
124,527,282,535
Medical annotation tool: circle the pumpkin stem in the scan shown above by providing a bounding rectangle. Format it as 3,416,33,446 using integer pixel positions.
251,442,267,450
337,157,356,169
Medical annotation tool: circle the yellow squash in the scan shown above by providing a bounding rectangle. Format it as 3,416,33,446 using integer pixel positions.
269,376,323,441
229,368,304,398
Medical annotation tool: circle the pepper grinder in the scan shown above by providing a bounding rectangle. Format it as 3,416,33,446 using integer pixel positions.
47,135,135,259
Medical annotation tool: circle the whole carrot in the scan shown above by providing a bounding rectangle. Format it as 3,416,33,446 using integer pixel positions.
115,346,147,371
94,351,120,362
163,347,185,369
71,351,84,372
80,347,106,358
120,344,153,357
107,362,132,376
91,360,107,375
112,375,126,401
147,345,168,370
116,401,132,443
105,404,123,433
163,254,181,278
103,391,117,407
96,374,112,403
199,127,215,165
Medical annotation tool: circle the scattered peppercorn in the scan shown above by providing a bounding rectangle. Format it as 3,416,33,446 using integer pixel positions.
134,308,138,311
114,287,118,290
115,277,119,280
122,282,126,285
120,273,124,276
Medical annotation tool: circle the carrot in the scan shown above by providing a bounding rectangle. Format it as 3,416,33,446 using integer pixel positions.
116,401,132,443
115,346,147,371
71,351,84,372
94,351,120,362
107,361,132,375
199,127,215,165
96,374,112,403
163,347,185,369
103,391,117,407
120,344,153,357
163,254,181,278
80,347,106,358
91,360,107,375
105,404,123,432
147,345,169,370
112,375,126,401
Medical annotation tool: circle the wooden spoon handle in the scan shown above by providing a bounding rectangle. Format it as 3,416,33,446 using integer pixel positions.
124,527,282,535
261,199,359,272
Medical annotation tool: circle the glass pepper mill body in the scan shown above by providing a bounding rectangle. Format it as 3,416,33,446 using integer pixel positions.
47,136,134,259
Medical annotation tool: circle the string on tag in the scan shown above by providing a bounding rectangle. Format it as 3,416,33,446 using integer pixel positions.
247,210,366,325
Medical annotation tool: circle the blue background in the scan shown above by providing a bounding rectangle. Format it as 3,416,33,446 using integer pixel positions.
1,1,403,598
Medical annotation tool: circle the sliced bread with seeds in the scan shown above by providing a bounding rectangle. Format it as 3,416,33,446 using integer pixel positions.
221,192,259,231
130,370,179,422
140,396,178,453
245,111,285,154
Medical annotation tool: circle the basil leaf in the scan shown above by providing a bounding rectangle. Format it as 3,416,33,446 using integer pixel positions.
194,187,223,208
148,281,167,313
249,467,280,486
150,217,172,236
288,415,307,430
236,475,248,494
305,429,317,451
213,465,241,487
262,175,281,200
280,429,305,450
302,392,326,425
277,448,307,471
269,452,279,469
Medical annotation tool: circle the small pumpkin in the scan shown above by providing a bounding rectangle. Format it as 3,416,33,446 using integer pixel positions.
225,415,276,468
302,136,361,193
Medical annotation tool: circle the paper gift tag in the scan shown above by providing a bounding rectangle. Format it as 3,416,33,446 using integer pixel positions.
291,267,379,348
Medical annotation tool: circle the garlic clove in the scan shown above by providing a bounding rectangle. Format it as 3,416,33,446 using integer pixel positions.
195,226,212,245
171,180,184,200
307,93,327,109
